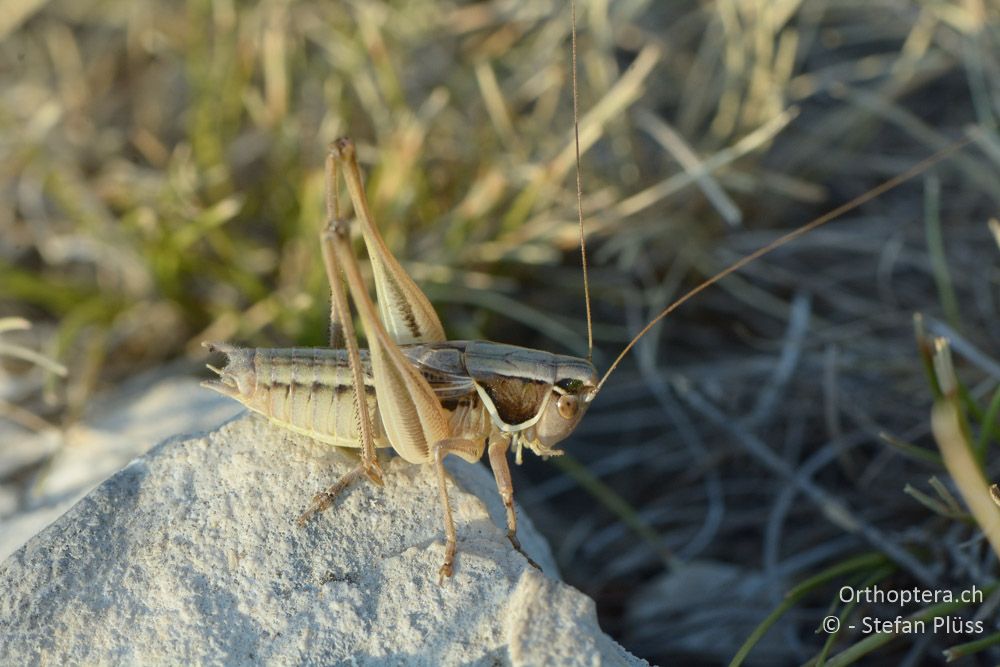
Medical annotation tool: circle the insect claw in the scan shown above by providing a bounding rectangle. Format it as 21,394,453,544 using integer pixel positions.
437,533,457,584
438,561,453,585
296,504,316,527
505,531,541,571
519,551,542,571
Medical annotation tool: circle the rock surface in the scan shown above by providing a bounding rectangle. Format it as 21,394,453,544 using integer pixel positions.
0,373,243,561
0,412,644,666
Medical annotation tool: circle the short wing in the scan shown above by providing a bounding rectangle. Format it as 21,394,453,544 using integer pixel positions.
403,343,477,401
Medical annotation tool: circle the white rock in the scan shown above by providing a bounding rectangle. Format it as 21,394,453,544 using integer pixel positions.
0,374,243,561
0,413,645,666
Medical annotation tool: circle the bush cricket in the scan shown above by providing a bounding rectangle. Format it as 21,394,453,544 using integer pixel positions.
200,7,969,582
202,136,598,580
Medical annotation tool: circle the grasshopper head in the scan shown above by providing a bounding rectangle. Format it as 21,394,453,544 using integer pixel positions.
523,357,598,459
463,342,597,460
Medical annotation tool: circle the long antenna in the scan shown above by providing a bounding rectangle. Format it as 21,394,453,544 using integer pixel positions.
595,136,971,394
572,0,594,361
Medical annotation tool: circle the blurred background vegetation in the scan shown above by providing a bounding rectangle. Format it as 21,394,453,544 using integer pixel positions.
2,0,999,663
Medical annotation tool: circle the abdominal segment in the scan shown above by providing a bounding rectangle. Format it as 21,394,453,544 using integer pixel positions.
203,343,493,449
202,344,387,448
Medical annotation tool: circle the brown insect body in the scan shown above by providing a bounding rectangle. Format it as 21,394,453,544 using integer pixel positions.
203,340,597,464
200,3,961,578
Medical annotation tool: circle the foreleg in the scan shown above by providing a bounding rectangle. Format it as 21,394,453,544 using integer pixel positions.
487,435,541,570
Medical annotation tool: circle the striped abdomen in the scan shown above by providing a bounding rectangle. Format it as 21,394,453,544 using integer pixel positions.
202,343,387,448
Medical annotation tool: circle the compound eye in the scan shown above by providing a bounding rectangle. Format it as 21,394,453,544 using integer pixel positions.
556,394,578,420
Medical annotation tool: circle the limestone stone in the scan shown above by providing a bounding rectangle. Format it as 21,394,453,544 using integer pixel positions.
0,412,644,666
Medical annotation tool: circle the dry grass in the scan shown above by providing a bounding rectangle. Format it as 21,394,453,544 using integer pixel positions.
2,0,999,663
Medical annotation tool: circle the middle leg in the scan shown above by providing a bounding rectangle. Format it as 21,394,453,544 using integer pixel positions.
432,437,486,583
